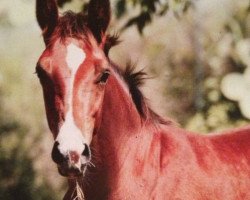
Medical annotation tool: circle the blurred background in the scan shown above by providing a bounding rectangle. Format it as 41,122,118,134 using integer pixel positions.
0,0,249,199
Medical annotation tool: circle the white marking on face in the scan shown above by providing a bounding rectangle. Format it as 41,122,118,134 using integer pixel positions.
56,43,86,161
66,43,86,73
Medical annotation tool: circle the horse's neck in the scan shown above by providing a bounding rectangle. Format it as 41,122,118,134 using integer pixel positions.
98,74,143,143
96,74,146,166
83,73,152,199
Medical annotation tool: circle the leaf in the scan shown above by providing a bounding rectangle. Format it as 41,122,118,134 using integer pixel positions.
123,12,151,33
57,0,73,7
115,0,126,19
141,0,157,13
183,1,193,12
158,4,169,16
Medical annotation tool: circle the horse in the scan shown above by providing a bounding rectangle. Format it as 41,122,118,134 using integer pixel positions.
35,0,250,199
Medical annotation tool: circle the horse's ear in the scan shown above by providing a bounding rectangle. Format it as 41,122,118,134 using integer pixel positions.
36,0,59,44
87,0,111,43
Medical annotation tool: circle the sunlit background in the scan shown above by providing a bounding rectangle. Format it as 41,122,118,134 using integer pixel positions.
0,0,249,199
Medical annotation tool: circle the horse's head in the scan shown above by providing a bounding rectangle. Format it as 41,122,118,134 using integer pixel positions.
36,0,112,178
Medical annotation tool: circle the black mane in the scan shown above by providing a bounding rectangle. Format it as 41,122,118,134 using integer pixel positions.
122,64,170,125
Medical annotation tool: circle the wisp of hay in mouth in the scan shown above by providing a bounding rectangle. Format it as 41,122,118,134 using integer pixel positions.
72,179,85,200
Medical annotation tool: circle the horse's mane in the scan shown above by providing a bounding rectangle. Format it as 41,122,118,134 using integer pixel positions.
121,64,171,125
48,11,170,125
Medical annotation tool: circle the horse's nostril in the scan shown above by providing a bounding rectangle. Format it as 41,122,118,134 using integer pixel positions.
69,151,80,164
51,141,65,164
82,143,91,158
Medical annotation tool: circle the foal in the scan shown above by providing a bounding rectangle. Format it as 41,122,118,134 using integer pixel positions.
36,0,250,199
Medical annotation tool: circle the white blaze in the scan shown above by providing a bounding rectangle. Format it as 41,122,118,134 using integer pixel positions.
56,43,86,162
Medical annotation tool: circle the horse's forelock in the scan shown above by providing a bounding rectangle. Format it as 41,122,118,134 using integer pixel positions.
46,12,87,44
46,11,119,55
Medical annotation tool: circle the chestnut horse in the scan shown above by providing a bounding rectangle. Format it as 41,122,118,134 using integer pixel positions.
36,0,250,199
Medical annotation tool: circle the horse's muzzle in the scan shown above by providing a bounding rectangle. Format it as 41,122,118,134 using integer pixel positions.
51,141,91,178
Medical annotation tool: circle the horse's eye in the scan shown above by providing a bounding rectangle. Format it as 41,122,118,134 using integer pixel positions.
97,70,110,84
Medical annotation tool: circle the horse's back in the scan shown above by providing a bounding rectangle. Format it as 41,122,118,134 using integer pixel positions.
187,126,250,169
156,125,250,200
209,126,250,164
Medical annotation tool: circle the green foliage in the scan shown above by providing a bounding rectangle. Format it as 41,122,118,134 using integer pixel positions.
57,0,192,33
0,1,62,197
57,0,73,7
117,0,192,32
0,93,59,200
138,0,250,132
185,0,250,132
